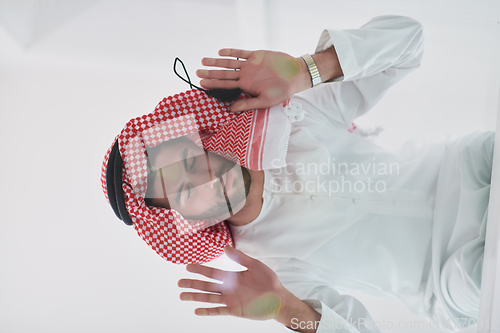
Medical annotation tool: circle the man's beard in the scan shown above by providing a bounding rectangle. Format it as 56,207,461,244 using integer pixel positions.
184,165,251,221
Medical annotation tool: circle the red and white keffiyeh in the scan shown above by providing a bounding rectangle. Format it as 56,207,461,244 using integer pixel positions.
100,89,305,264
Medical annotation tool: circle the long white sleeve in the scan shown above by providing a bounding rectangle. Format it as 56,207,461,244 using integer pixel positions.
276,15,425,333
269,258,380,333
293,15,425,129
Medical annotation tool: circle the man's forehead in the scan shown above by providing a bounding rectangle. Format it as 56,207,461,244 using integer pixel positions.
146,135,205,168
149,136,190,153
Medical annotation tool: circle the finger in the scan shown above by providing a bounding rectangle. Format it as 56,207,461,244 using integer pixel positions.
202,58,242,69
199,79,240,90
178,278,222,293
195,307,231,316
218,48,253,59
186,263,229,281
229,98,272,113
223,245,257,268
196,69,240,80
180,292,223,304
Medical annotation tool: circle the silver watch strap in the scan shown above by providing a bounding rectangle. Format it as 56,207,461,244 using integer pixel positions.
301,54,322,87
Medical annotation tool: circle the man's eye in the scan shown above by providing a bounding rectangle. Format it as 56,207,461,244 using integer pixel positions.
184,184,192,202
190,155,196,171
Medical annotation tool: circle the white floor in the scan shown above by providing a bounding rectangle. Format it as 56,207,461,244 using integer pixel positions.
0,1,499,332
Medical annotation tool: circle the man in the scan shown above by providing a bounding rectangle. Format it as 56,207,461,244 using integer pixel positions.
102,15,493,333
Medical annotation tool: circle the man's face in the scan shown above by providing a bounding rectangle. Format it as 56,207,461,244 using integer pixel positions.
145,135,251,225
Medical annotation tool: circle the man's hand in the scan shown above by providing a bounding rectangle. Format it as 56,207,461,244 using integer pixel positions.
197,49,311,112
178,245,287,320
179,245,322,332
178,246,321,333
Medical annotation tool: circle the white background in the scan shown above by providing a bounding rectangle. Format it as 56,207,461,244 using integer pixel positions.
0,0,499,332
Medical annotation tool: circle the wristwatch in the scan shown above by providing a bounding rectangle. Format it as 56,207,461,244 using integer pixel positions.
301,54,322,87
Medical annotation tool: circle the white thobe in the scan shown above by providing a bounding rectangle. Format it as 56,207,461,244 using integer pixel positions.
229,15,492,333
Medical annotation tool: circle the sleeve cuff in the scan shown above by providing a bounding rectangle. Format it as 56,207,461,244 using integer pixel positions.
301,299,366,332
302,298,323,313
315,29,358,82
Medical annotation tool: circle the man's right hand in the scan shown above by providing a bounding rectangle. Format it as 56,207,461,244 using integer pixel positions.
197,49,311,112
178,246,321,332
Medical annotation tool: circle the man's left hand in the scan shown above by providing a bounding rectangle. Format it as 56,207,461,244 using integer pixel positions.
178,245,288,321
197,49,310,112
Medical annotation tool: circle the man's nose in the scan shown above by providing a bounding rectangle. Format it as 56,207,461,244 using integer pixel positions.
204,177,219,189
187,167,216,188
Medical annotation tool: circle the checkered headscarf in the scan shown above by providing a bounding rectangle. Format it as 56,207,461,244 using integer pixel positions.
101,89,305,264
